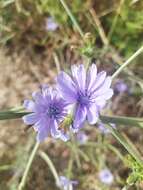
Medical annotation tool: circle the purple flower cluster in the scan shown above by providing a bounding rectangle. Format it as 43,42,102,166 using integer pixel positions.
23,64,113,142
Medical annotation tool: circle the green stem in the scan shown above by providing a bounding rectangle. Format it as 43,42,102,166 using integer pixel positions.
112,46,143,79
105,124,142,164
39,151,60,186
18,141,40,190
59,0,84,38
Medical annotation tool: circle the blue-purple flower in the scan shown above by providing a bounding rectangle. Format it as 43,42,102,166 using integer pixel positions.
114,79,128,93
99,169,114,185
45,17,59,31
57,64,113,131
76,131,88,144
23,86,69,142
58,176,78,190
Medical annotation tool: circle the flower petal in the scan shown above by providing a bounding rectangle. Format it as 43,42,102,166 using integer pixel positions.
87,104,99,125
57,72,77,103
50,120,61,138
60,131,70,142
86,64,97,90
71,64,86,91
73,105,87,130
93,76,112,96
36,118,50,142
96,89,113,100
23,113,38,125
23,100,35,111
90,71,106,93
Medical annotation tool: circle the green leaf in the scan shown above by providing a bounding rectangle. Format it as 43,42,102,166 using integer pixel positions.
100,115,143,128
0,109,29,120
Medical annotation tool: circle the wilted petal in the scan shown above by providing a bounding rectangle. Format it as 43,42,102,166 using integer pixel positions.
71,64,86,91
57,72,77,103
87,104,99,125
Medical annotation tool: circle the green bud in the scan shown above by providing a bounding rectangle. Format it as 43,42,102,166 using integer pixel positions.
59,114,73,130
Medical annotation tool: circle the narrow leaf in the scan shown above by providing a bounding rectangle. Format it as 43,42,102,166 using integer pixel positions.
100,115,143,128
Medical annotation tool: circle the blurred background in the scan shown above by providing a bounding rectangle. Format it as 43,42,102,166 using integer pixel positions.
0,0,143,189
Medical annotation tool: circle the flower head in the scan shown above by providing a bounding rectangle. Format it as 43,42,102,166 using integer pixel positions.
58,176,78,190
114,79,128,93
99,169,114,185
57,64,113,132
23,85,69,142
76,131,88,144
45,17,58,31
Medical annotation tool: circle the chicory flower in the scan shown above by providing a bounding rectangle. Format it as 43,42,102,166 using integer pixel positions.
99,169,114,185
76,131,88,144
114,79,128,93
46,17,58,31
58,176,78,190
23,85,69,142
57,64,113,132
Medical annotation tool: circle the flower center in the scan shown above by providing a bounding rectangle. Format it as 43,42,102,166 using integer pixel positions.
48,104,60,118
77,91,89,106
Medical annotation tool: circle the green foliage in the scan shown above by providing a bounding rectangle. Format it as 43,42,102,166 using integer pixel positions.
79,33,96,57
105,0,143,57
125,155,143,185
0,0,89,45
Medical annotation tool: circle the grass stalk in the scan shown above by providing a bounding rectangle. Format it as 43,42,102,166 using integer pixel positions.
59,0,84,38
112,46,143,79
107,0,125,44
